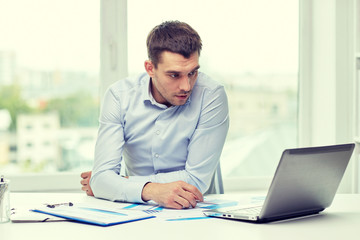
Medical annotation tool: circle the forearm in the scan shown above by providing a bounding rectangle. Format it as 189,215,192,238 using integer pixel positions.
130,170,200,190
90,169,149,203
130,166,213,194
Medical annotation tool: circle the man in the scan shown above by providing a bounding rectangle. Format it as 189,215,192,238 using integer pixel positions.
81,21,229,209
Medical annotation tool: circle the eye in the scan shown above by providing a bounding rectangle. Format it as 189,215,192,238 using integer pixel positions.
169,73,179,78
188,70,198,77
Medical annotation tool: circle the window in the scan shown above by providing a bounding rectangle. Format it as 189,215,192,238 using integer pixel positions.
0,0,100,175
2,0,357,193
127,0,299,186
1,0,300,192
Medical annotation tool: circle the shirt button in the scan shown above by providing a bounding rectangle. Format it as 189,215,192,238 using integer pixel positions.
155,153,159,158
155,130,160,135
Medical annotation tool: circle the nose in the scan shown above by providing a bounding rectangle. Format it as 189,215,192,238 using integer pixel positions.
179,76,191,92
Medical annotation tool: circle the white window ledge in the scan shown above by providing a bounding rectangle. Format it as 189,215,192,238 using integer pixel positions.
8,172,82,192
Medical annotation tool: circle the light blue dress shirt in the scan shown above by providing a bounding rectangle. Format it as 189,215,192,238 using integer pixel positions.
90,72,229,203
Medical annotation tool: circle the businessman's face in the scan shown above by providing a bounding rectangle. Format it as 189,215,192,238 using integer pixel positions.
145,51,199,107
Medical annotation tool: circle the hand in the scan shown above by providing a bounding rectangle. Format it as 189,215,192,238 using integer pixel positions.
141,181,203,209
80,171,94,196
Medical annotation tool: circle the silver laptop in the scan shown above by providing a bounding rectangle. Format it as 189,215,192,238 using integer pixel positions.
203,143,355,223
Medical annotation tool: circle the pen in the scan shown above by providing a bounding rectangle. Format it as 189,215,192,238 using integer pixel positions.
46,202,74,208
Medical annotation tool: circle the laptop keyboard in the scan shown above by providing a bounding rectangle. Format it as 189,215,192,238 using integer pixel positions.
229,206,262,215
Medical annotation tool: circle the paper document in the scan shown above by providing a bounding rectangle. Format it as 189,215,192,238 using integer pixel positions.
109,198,239,221
32,204,154,226
30,196,265,224
11,207,67,223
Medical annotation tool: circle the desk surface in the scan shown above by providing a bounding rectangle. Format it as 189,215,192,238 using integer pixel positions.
1,192,359,240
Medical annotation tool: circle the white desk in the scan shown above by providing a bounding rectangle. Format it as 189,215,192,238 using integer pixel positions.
1,192,359,240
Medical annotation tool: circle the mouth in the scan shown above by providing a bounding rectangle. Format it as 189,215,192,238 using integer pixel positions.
175,94,189,100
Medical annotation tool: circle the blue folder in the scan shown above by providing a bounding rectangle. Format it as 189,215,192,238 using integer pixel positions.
32,205,155,226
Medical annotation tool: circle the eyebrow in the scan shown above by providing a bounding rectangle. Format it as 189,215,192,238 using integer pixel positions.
165,65,200,75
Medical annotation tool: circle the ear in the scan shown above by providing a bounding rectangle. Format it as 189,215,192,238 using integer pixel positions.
144,60,155,78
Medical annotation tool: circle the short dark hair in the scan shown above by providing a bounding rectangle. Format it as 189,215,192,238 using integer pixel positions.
146,21,202,68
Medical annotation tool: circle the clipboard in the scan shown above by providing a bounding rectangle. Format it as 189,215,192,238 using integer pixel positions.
11,207,68,223
31,204,154,226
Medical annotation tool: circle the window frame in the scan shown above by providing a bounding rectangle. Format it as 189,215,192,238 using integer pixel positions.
298,0,357,193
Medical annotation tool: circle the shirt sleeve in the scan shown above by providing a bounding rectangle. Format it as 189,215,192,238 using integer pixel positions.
90,88,150,203
131,85,229,193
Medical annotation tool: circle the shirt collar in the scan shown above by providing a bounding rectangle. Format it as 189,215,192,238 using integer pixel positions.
141,76,152,102
142,76,167,109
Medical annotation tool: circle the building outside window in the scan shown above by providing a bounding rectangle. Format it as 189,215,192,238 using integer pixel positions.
0,0,100,174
